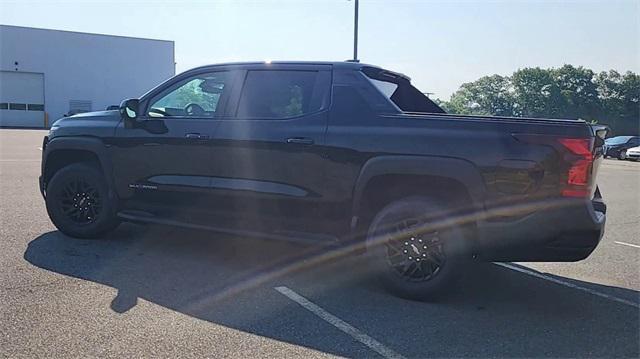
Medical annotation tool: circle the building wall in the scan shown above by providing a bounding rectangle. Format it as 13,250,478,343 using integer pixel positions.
0,25,175,127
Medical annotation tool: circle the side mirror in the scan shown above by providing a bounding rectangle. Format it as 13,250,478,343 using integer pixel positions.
120,98,140,127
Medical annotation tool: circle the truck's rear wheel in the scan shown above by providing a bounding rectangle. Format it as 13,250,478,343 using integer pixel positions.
365,196,467,300
45,163,119,238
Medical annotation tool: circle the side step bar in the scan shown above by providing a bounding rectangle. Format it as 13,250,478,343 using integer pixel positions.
117,211,340,246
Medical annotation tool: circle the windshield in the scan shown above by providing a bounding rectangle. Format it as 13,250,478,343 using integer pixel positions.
606,136,633,145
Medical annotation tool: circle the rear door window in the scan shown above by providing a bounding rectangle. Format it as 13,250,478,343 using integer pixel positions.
236,70,328,119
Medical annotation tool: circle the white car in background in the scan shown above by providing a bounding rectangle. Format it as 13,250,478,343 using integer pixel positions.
624,146,640,161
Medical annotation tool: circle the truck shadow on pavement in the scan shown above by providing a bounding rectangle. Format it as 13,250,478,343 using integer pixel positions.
24,224,640,358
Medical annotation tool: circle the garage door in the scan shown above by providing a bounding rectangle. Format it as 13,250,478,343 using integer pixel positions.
0,71,45,127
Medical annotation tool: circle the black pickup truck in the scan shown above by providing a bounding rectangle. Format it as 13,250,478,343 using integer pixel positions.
40,61,607,298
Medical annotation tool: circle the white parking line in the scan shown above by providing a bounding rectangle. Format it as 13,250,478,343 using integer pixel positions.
274,286,405,359
494,262,639,309
614,241,640,249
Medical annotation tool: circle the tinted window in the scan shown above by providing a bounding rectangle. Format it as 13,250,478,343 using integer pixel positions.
27,104,44,111
369,78,399,99
237,70,320,119
148,71,230,118
362,67,445,114
9,103,26,110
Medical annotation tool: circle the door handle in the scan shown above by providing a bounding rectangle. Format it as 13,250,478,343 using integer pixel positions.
185,133,209,140
286,137,314,145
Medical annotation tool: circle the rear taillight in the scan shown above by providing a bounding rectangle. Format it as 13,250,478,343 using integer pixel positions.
558,138,594,197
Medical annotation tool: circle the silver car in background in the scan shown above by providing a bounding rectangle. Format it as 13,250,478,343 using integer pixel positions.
624,146,640,161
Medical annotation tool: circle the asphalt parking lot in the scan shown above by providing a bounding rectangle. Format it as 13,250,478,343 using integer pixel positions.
1,129,639,358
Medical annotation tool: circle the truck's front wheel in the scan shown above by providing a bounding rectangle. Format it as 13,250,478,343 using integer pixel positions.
365,196,467,300
45,163,119,238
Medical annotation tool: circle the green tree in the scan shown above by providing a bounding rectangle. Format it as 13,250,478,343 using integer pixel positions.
595,70,640,134
446,75,515,116
438,65,639,135
511,67,564,118
552,65,599,121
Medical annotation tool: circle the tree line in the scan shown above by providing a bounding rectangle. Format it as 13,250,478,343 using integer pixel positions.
437,65,639,135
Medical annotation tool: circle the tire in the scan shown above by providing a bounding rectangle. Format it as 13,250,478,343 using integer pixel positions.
365,196,468,300
618,151,626,160
45,163,119,238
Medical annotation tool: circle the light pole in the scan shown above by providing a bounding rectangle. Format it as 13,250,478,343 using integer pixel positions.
353,0,359,62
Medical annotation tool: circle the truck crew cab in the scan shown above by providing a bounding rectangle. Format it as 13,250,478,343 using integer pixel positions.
40,61,607,299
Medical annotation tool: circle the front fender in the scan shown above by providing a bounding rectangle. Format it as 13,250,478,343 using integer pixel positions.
42,136,115,194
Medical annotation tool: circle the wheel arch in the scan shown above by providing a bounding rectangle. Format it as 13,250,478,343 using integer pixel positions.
351,155,487,237
42,137,115,194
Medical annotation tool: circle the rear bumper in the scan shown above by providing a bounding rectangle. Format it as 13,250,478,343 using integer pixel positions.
477,193,606,262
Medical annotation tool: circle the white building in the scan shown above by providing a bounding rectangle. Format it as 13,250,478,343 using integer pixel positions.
0,25,175,128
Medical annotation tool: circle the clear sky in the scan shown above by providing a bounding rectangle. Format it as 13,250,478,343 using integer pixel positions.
1,0,638,99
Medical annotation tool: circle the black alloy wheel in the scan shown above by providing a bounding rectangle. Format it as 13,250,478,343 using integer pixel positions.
45,163,119,238
58,177,103,225
385,219,446,283
366,196,467,300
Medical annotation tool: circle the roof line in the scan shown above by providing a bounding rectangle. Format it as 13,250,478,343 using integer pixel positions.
183,60,372,71
0,24,174,44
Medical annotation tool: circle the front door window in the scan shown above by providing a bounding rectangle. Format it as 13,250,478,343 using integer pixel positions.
147,72,230,118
